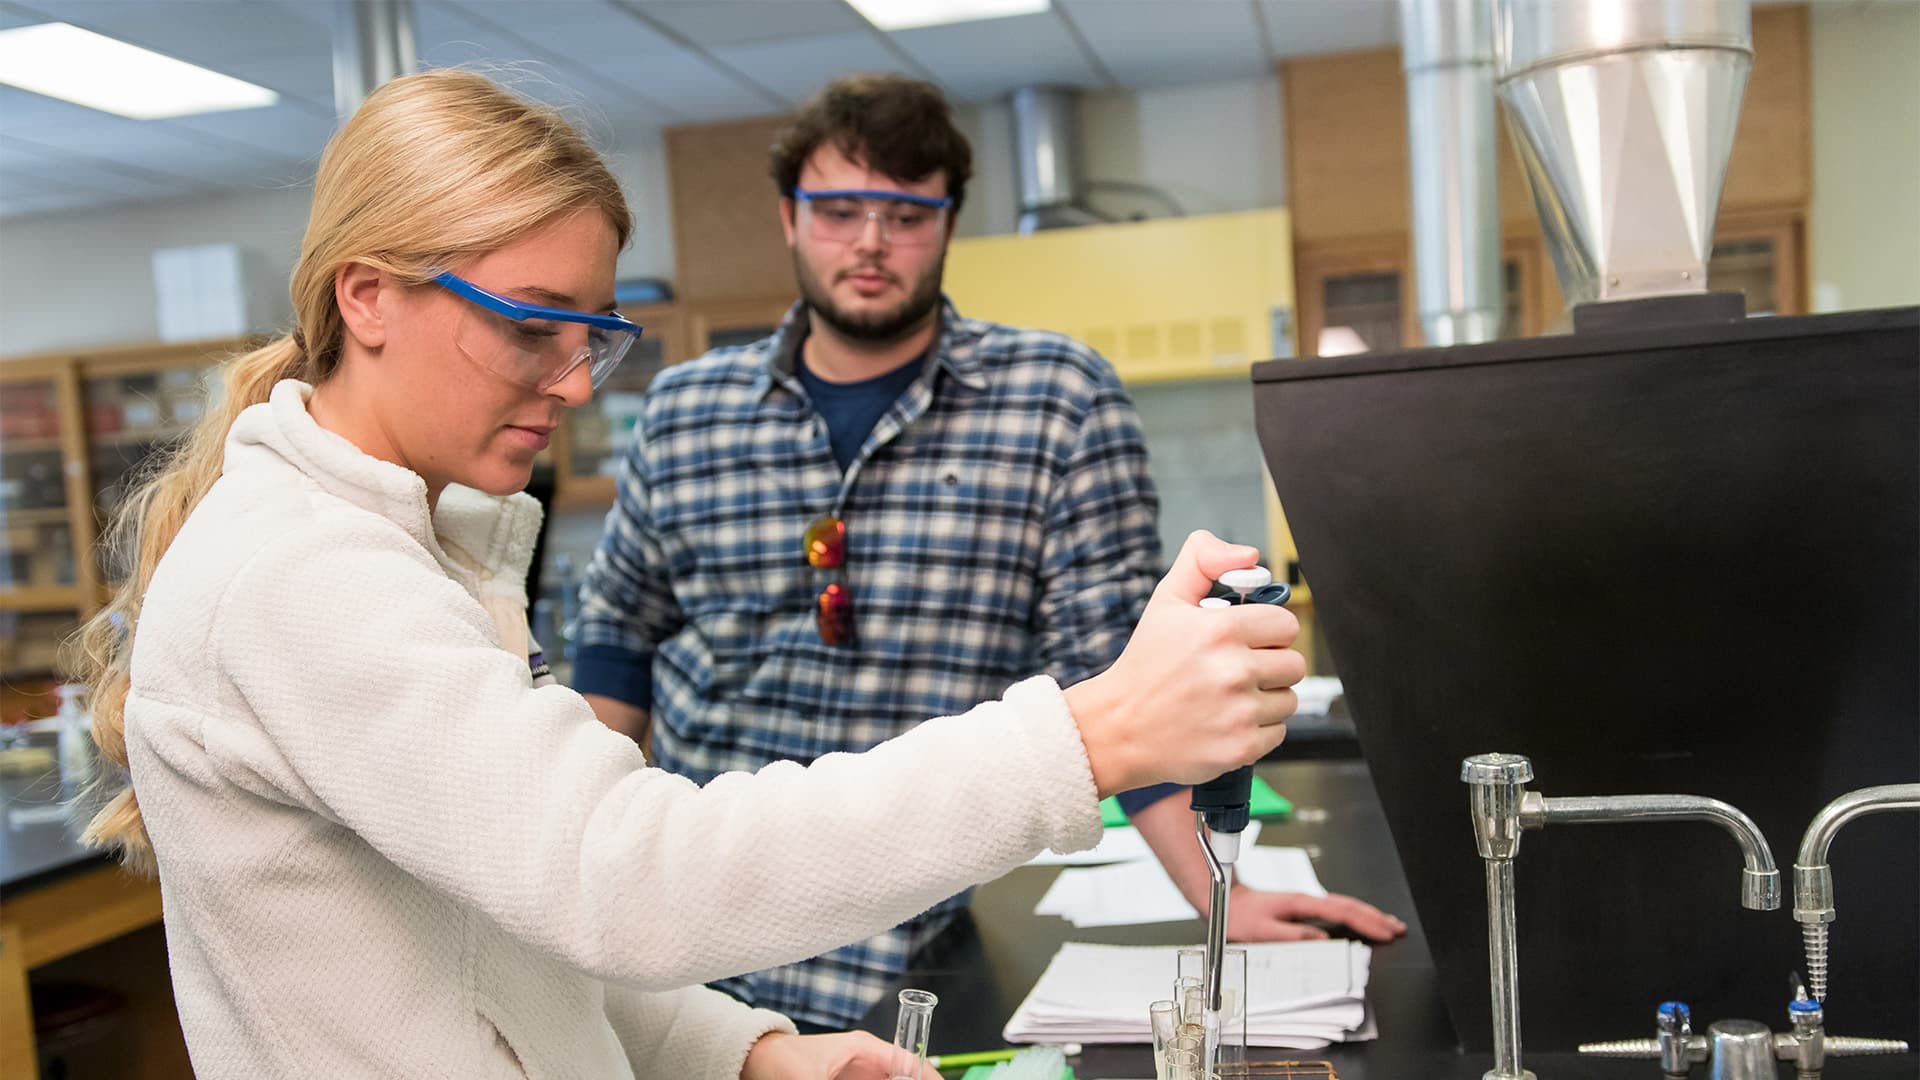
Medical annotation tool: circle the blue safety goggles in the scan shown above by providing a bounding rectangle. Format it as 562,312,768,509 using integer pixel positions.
432,270,642,391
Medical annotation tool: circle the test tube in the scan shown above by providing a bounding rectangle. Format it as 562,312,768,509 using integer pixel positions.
1149,999,1179,1080
1177,981,1208,1037
1167,1034,1206,1080
891,988,938,1079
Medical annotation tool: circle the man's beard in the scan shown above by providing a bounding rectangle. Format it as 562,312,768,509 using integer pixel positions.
794,249,945,343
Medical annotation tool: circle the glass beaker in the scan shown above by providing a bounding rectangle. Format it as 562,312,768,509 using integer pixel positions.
891,988,937,1079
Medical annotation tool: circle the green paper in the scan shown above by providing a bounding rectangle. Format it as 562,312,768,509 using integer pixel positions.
1099,777,1292,827
958,1066,1075,1080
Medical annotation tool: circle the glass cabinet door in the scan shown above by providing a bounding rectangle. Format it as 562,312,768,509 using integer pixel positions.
0,377,76,596
565,326,670,481
559,305,675,485
687,296,794,357
1312,257,1531,357
1316,270,1404,355
1708,236,1782,316
85,364,218,585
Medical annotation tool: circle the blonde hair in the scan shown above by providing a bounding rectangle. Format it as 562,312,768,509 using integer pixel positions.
67,68,631,872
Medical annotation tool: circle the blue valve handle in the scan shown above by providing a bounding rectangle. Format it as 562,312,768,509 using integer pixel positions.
1191,581,1292,832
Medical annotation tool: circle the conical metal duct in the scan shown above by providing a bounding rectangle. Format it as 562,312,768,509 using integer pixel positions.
1495,0,1752,307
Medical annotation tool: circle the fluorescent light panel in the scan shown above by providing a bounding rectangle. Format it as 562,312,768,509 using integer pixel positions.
849,0,1051,32
0,22,278,120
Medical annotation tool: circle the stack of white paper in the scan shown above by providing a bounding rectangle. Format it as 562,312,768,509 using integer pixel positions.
1292,676,1344,717
1003,941,1376,1050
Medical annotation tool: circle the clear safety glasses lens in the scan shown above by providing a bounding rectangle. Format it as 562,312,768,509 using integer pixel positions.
800,196,948,247
450,302,638,391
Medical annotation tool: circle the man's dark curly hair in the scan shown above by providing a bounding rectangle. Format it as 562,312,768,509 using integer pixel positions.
770,73,972,215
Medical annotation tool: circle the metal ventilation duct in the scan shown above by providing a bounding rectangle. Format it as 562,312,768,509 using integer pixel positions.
1495,0,1753,307
1401,0,1502,346
1010,86,1104,234
332,0,417,120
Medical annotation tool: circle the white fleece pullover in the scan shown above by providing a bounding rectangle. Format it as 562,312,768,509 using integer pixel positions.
125,380,1104,1079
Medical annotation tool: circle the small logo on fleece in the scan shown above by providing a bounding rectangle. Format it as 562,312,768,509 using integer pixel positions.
529,650,551,681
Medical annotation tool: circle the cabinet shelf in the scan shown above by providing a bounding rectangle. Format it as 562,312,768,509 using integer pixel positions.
1,508,73,525
0,584,82,612
2,337,241,674
0,437,64,454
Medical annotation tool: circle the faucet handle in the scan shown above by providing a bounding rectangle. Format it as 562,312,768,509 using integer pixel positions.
1581,1002,1710,1078
1656,1001,1707,1077
1462,753,1534,860
1462,753,1534,786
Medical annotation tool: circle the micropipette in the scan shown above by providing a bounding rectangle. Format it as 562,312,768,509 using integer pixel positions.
1192,566,1287,1075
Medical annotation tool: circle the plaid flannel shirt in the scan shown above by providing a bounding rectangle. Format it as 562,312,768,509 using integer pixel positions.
571,297,1161,1027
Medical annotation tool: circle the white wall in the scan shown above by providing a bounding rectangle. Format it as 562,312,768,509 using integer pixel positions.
1809,1,1920,312
0,131,678,357
0,183,312,357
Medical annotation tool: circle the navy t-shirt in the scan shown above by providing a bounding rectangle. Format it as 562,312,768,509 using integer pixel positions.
798,348,927,471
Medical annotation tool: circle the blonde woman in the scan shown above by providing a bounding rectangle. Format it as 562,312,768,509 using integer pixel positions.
73,70,1305,1079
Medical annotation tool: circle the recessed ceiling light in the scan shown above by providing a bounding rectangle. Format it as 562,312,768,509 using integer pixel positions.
0,22,278,120
849,0,1052,32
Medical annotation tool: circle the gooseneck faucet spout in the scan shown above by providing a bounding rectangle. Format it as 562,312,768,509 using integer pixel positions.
1521,792,1782,911
1791,783,1920,1002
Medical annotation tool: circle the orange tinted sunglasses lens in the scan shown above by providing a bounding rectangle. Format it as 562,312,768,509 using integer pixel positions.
817,582,855,646
804,515,846,569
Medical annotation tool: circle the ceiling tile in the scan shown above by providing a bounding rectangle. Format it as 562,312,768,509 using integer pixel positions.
0,4,47,30
0,136,198,200
166,106,335,164
210,45,336,107
709,31,912,105
7,118,305,187
8,0,329,60
583,48,777,122
0,187,141,218
1062,0,1268,86
0,84,120,135
1258,0,1398,58
432,0,679,57
889,11,1105,103
0,154,186,202
421,0,702,121
626,0,865,49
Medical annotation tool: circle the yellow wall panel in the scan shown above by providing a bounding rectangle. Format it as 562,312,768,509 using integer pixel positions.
943,208,1295,383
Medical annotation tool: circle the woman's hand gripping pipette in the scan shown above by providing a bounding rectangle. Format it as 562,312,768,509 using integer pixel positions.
1062,532,1303,799
1191,567,1286,1070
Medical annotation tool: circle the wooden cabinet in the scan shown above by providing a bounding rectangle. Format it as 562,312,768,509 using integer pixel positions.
1,340,238,723
685,294,795,355
1298,216,1802,355
1298,239,1547,355
553,303,683,508
3,357,92,713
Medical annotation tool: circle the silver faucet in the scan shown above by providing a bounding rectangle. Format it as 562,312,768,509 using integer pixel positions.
1790,783,1920,1002
1462,753,1783,1080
